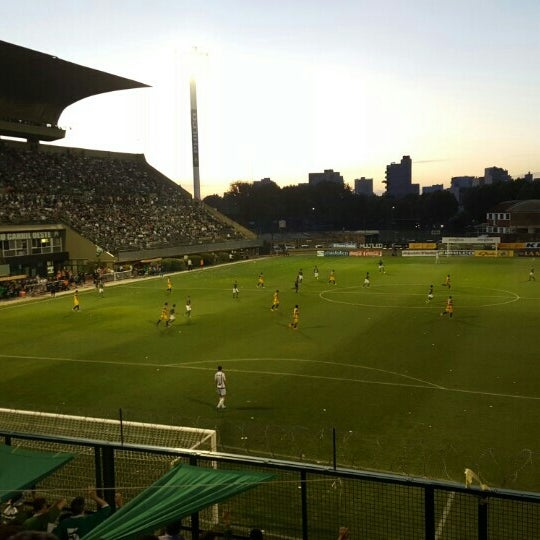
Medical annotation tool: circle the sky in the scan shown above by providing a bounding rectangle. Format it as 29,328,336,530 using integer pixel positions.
2,0,540,197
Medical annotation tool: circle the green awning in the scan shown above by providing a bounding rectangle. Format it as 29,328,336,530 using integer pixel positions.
85,463,275,540
0,444,74,502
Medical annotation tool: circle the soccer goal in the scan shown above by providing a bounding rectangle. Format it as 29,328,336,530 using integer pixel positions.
0,408,217,515
441,236,501,256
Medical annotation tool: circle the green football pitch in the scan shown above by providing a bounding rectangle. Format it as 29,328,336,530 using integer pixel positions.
1,255,539,491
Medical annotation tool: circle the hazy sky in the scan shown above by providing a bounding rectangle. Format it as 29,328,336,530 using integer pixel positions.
3,1,539,197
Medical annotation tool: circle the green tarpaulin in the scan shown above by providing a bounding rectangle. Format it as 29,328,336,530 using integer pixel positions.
0,444,74,502
85,463,275,540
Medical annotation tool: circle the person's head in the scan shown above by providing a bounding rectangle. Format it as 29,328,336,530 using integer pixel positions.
70,496,85,515
165,520,182,535
31,497,48,513
249,528,264,540
217,365,222,371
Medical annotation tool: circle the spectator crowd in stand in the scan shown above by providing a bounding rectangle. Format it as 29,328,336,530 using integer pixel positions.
0,145,245,254
0,493,284,540
0,270,86,300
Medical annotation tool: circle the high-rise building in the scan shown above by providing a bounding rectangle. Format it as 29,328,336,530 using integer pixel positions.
422,184,444,194
354,177,373,196
484,166,512,184
308,169,344,186
384,156,419,197
450,176,475,203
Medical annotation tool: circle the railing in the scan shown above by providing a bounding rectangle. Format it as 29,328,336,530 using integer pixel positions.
1,431,539,540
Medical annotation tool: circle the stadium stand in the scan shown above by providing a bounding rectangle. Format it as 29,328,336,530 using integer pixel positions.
0,40,256,276
0,142,247,254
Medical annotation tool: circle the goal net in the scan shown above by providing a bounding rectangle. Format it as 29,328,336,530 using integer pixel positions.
0,408,217,512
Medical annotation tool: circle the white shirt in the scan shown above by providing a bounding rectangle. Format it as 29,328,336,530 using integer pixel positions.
215,370,226,388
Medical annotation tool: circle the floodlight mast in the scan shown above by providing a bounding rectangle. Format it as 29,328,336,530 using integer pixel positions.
189,46,207,201
189,77,200,200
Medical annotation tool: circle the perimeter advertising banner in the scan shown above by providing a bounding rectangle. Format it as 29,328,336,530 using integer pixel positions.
442,237,501,244
349,250,383,257
474,250,513,257
409,243,437,250
323,250,350,257
402,250,439,257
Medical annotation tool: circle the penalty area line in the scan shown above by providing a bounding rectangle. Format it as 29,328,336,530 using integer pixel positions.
1,354,539,402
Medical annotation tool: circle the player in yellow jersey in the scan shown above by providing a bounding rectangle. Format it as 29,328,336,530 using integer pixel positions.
257,273,265,288
443,274,451,288
271,289,280,311
440,296,453,318
72,289,80,311
166,277,172,294
288,304,299,329
156,302,169,326
328,270,336,285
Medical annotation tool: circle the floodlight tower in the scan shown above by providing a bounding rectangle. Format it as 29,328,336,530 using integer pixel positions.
189,47,207,201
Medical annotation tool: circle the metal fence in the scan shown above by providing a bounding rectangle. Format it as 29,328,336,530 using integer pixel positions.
1,430,539,540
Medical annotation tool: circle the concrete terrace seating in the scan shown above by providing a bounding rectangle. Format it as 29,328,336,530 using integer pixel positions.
0,145,244,253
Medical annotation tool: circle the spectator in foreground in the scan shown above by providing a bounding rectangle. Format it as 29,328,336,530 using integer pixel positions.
52,489,120,540
22,498,67,532
249,529,264,539
158,520,185,540
337,526,350,539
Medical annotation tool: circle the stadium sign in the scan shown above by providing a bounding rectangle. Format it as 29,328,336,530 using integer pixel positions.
409,243,437,250
324,250,350,257
332,243,357,248
474,250,513,257
402,250,439,257
0,231,59,240
517,249,540,256
442,236,500,244
349,250,382,257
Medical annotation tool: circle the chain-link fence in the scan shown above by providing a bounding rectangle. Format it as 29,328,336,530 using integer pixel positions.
1,428,539,539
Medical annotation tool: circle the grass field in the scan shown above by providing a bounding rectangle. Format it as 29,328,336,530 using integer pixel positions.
1,254,539,492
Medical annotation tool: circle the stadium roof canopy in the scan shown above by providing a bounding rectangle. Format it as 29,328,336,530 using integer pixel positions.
0,40,149,141
0,444,74,503
84,464,275,540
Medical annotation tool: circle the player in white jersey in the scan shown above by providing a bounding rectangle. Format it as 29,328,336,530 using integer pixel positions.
215,365,227,409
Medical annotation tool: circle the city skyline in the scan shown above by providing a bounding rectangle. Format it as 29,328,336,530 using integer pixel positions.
2,0,539,198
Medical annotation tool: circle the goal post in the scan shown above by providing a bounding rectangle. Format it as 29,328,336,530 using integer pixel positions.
441,236,501,256
0,408,219,522
0,408,216,451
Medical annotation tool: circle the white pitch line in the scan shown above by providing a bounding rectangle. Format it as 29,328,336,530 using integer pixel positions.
179,357,445,389
435,492,455,540
319,285,521,309
1,354,539,401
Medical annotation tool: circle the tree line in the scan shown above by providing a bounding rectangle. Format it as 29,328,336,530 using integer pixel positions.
204,178,540,235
